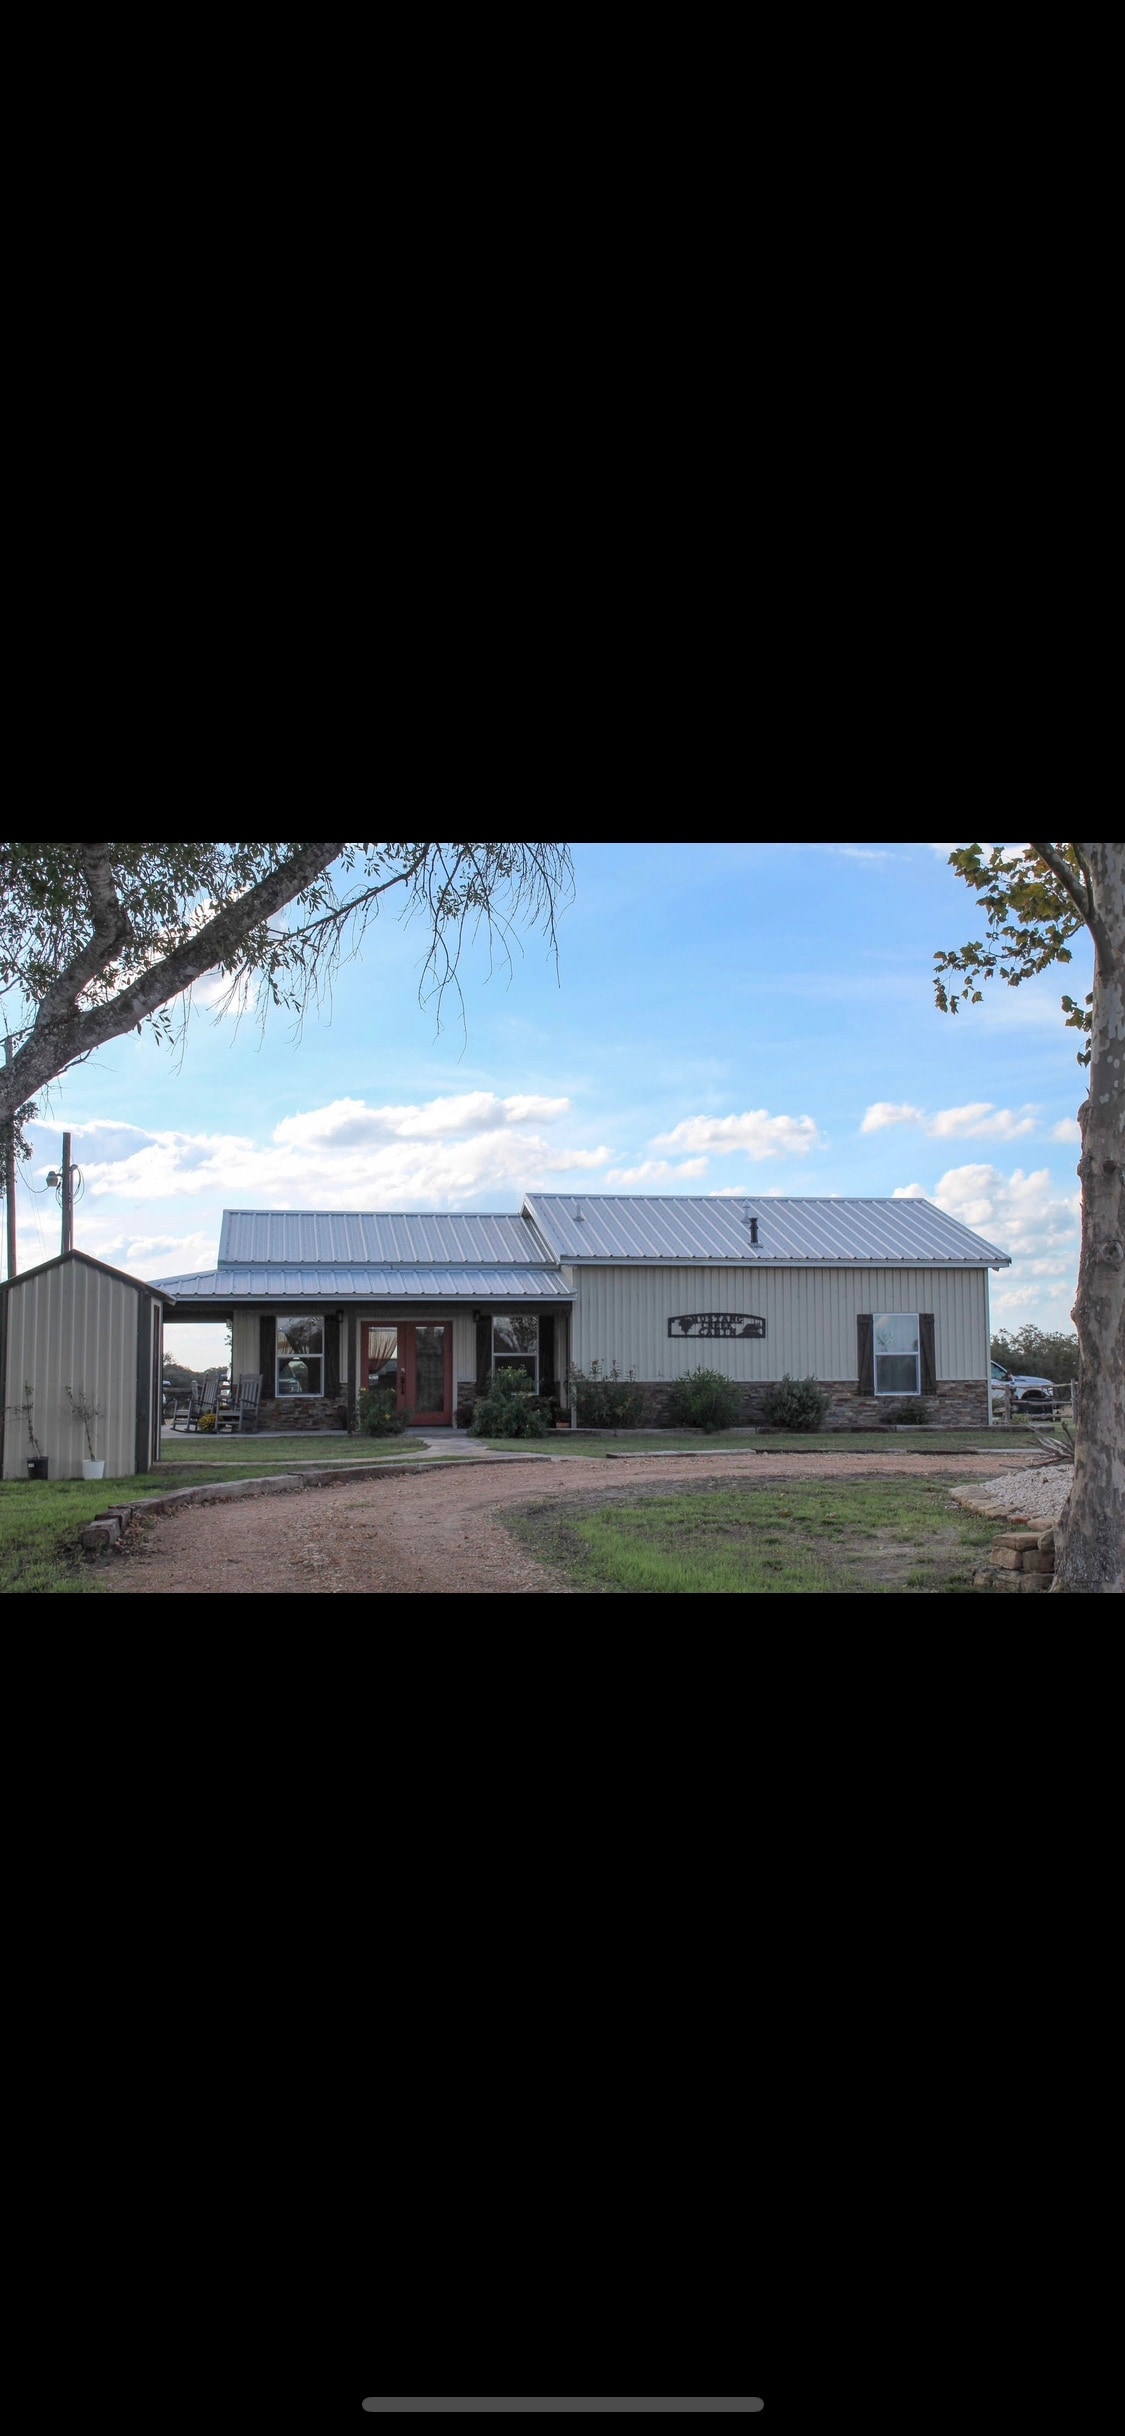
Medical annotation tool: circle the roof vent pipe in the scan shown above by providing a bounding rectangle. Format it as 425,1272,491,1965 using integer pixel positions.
749,1216,759,1246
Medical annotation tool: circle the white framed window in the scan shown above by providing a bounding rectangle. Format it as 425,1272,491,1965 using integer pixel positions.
873,1313,920,1397
276,1314,324,1396
492,1313,539,1388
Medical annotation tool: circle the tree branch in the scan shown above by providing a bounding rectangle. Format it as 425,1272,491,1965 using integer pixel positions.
3,842,347,1117
1028,842,1090,924
32,845,133,1032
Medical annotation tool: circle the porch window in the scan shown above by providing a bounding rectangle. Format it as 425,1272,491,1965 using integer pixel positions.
492,1313,539,1388
873,1312,920,1397
276,1314,324,1396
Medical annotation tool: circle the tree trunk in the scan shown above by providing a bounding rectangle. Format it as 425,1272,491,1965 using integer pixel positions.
1052,843,1125,1592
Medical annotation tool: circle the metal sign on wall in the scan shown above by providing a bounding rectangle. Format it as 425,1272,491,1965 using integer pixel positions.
668,1313,766,1339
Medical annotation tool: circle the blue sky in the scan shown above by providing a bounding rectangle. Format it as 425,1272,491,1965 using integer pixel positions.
11,842,1091,1370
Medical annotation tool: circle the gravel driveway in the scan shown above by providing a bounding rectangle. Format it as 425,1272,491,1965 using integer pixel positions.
110,1449,1049,1596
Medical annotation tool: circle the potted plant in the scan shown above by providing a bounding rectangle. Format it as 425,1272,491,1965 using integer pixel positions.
7,1379,48,1478
66,1383,107,1480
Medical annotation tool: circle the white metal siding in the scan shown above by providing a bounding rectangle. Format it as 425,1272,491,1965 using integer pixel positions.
232,1314,261,1381
570,1266,989,1382
453,1314,476,1395
3,1263,140,1480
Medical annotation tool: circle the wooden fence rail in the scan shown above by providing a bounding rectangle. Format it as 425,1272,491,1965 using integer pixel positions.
999,1381,1078,1426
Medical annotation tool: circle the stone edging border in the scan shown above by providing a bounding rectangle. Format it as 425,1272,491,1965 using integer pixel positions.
78,1457,550,1549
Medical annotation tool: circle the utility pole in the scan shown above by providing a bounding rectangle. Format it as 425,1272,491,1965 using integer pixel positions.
46,1134,76,1257
2,1037,15,1280
62,1132,74,1254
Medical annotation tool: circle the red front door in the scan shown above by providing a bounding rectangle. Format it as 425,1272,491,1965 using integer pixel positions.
361,1323,452,1425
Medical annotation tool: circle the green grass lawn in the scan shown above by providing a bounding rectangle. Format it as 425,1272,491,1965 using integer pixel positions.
1,1425,1054,1597
0,1437,461,1594
503,1475,1004,1593
159,1434,439,1467
482,1426,1061,1458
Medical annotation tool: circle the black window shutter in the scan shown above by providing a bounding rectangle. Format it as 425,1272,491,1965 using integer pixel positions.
325,1315,340,1398
919,1313,936,1394
476,1314,492,1393
537,1314,554,1395
260,1315,276,1389
857,1314,874,1395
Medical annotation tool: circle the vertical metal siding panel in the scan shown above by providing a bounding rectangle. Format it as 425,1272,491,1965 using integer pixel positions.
452,1314,475,1392
233,1314,260,1378
579,1267,785,1381
840,1269,983,1379
568,1261,989,1388
17,1263,137,1480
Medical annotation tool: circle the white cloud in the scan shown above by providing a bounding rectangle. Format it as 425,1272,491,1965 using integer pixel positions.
930,1163,1080,1264
651,1110,823,1158
925,1103,1037,1141
604,1158,708,1187
113,1230,220,1273
891,1182,927,1199
1050,1117,1081,1143
861,1101,924,1134
187,967,255,1016
273,1092,570,1149
41,1106,612,1212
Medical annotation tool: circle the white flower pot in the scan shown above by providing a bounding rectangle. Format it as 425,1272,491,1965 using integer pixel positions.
82,1459,106,1481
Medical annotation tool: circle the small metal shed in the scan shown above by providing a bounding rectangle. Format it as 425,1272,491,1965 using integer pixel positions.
0,1250,175,1481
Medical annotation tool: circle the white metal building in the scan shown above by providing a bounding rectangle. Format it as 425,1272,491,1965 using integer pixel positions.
149,1194,1011,1432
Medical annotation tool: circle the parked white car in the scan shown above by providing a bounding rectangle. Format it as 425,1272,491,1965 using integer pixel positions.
991,1359,1057,1408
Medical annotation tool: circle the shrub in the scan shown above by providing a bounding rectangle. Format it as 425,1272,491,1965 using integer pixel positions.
566,1360,643,1430
666,1367,743,1433
760,1374,830,1431
469,1369,550,1438
197,1411,218,1434
880,1397,931,1427
357,1387,411,1437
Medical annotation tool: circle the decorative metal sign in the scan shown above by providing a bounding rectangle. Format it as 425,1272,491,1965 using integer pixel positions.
668,1312,766,1339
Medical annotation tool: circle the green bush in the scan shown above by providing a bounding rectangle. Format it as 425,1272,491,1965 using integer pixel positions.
567,1360,643,1429
469,1369,550,1438
357,1387,411,1437
880,1397,931,1426
666,1367,743,1433
760,1374,831,1431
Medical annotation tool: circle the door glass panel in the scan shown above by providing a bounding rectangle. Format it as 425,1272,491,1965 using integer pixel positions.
366,1325,398,1388
414,1325,446,1412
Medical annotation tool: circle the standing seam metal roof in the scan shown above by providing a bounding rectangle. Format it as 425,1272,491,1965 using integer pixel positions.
147,1264,574,1302
217,1210,555,1265
522,1193,1011,1265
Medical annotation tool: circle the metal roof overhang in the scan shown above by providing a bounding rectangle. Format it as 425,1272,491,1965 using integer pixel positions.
149,1263,574,1318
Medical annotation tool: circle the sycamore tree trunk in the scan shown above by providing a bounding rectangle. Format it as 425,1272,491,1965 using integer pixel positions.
1052,843,1125,1592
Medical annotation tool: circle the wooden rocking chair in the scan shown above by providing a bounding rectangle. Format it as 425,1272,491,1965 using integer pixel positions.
217,1373,263,1433
172,1369,223,1432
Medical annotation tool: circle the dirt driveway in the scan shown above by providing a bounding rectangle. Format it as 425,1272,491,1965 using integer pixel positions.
110,1449,1044,1596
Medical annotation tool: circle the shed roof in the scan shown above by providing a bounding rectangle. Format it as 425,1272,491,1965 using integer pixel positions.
0,1247,178,1302
523,1193,1011,1267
